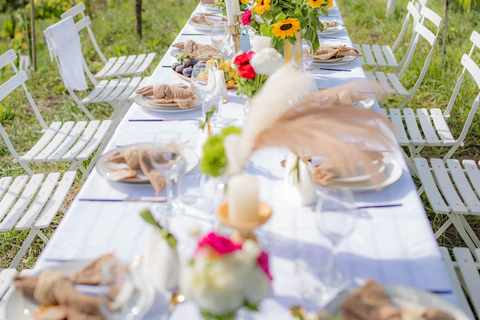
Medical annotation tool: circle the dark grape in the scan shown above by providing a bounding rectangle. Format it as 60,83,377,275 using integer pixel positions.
172,62,180,70
175,65,185,74
183,66,193,77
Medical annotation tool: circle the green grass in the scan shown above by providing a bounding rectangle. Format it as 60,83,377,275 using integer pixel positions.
0,0,479,269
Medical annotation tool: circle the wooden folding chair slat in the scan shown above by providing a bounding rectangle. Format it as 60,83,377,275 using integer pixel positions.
95,57,117,79
0,269,16,298
16,172,61,231
116,77,141,101
103,78,130,102
0,177,13,199
453,247,480,315
403,109,425,145
431,159,469,214
429,108,455,144
77,120,112,161
415,158,450,214
0,71,28,102
439,247,475,319
371,45,388,67
361,44,377,66
133,53,156,76
114,55,136,77
378,108,388,118
61,121,100,161
48,121,88,161
373,72,394,92
34,171,76,229
388,109,409,145
34,122,75,161
125,54,146,75
382,45,399,67
80,80,109,104
104,56,127,78
91,79,120,103
129,76,150,100
352,44,365,65
364,71,376,83
416,108,441,144
18,122,61,161
447,160,480,214
463,160,480,197
386,73,409,95
0,49,16,70
0,174,44,232
0,175,29,221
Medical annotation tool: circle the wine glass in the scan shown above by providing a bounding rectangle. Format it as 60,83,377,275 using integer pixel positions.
314,186,357,289
210,66,226,127
151,132,186,215
191,63,216,122
98,260,161,320
291,39,314,72
211,22,231,60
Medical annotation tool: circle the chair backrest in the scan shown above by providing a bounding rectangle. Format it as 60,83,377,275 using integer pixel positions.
60,3,108,64
443,31,480,146
0,49,48,172
391,0,427,53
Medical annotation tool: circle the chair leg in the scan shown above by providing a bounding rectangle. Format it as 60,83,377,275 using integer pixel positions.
435,219,453,239
9,229,38,268
417,184,425,196
458,215,480,248
448,213,478,253
402,150,419,177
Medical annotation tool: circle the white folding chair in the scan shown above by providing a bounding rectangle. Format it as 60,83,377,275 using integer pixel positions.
0,49,112,176
61,2,156,79
382,31,480,174
353,0,427,69
365,6,443,110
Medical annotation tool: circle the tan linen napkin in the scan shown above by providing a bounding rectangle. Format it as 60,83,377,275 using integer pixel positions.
136,83,197,109
201,0,216,4
317,88,366,106
172,40,219,58
191,13,227,26
314,44,362,60
12,254,115,320
320,21,340,29
103,147,166,195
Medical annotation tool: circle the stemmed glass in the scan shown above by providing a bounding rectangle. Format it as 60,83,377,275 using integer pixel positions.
314,186,357,289
211,22,231,60
151,132,186,215
291,38,314,72
191,63,216,122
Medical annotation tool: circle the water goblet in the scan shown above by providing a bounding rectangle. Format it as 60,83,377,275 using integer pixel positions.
191,63,216,121
291,39,314,72
211,22,231,60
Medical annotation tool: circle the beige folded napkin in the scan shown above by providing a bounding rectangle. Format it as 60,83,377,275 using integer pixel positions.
342,280,454,320
136,83,197,109
314,44,362,60
320,21,340,29
13,254,115,320
191,14,227,26
201,0,216,4
103,147,166,195
173,40,219,58
318,88,366,106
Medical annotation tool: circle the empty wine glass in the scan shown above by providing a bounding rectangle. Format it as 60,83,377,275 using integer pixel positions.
211,22,231,60
314,186,357,289
291,39,314,72
151,132,186,215
191,63,216,121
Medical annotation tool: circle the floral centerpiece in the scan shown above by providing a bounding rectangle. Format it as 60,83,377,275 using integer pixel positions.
180,232,272,319
233,47,282,99
241,0,334,53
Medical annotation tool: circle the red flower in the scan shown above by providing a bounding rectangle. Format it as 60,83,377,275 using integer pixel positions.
241,10,253,26
233,51,254,66
197,232,242,255
257,251,273,281
238,63,256,79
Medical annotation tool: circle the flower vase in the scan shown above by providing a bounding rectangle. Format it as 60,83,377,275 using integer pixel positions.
283,31,302,67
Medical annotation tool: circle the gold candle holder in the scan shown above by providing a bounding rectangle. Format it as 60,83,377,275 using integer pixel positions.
216,201,272,243
228,24,240,54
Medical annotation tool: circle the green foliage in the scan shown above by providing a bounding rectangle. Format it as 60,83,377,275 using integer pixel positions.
140,209,177,247
0,104,15,123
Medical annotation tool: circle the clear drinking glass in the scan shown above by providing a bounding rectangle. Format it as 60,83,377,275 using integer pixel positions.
98,260,158,320
211,22,231,60
314,186,357,289
291,39,314,72
151,132,186,215
191,64,216,121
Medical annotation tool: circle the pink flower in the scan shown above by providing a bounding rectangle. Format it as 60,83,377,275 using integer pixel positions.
257,251,273,281
233,51,254,66
197,232,242,255
242,10,253,26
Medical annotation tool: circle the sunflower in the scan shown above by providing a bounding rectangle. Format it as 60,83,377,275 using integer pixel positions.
253,0,270,14
308,0,326,8
325,0,334,8
272,18,301,39
241,0,249,4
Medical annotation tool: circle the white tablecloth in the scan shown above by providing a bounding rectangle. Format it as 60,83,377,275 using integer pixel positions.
33,2,457,318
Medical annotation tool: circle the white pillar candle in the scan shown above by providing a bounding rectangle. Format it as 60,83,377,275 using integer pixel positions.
233,0,241,16
252,36,271,52
228,174,259,223
225,0,235,25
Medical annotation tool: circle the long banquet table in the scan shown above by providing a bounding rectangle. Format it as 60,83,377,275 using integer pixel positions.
32,1,458,318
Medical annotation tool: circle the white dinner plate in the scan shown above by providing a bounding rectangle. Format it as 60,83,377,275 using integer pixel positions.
6,261,90,320
327,154,402,190
134,94,201,113
318,24,344,36
330,160,386,183
353,95,375,109
170,47,232,59
312,55,358,66
96,143,199,184
325,284,469,320
200,1,221,12
188,14,224,32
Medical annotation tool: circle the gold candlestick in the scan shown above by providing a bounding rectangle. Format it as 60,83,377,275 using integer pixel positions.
228,24,240,54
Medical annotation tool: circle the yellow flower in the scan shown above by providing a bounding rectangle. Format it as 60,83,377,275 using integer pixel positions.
241,0,250,4
325,0,334,8
309,0,326,8
272,18,301,39
253,0,270,14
